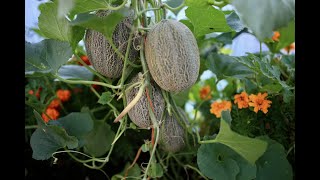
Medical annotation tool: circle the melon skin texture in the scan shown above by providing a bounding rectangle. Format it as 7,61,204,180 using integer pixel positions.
126,74,165,129
85,10,139,79
159,107,188,153
145,19,200,92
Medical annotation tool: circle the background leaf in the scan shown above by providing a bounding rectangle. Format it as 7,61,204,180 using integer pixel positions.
185,0,232,37
58,65,94,80
84,120,115,157
49,112,94,140
57,0,74,18
30,128,63,160
274,20,295,52
232,0,295,41
226,11,244,32
38,1,85,49
71,9,129,40
70,0,109,16
30,111,79,160
165,0,184,15
197,143,240,180
25,40,72,75
206,53,254,80
214,111,268,164
256,136,293,180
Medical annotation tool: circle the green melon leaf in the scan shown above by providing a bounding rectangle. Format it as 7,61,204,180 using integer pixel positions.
256,136,293,180
185,0,232,37
71,8,129,40
84,120,115,157
38,1,85,49
214,111,268,165
197,143,240,180
58,65,94,81
30,110,78,160
232,0,295,41
25,40,72,76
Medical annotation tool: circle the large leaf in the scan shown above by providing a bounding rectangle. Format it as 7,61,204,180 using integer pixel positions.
197,143,240,180
25,40,72,75
256,137,293,180
214,111,268,165
226,11,244,32
50,112,94,139
58,65,94,80
30,128,63,160
84,120,115,157
30,111,78,160
185,0,232,37
206,53,254,80
232,0,295,41
275,20,295,52
71,9,129,40
70,0,109,17
165,0,184,15
58,0,75,18
38,1,85,48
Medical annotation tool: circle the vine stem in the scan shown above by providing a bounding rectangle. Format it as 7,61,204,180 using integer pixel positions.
124,147,143,179
106,0,128,11
55,75,121,89
113,82,146,123
184,164,209,180
75,54,111,84
119,28,135,88
25,125,38,129
161,0,185,11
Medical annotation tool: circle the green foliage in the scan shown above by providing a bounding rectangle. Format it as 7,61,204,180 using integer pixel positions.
98,92,114,105
226,11,244,32
256,137,293,180
84,120,115,157
232,0,295,41
30,111,78,160
267,20,295,53
38,1,85,49
25,1,295,179
197,143,240,180
185,0,232,37
49,112,94,140
25,40,72,76
215,111,268,165
71,9,129,40
58,65,94,80
206,53,254,80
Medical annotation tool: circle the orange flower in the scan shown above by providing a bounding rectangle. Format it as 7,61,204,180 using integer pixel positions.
36,88,41,99
272,31,280,41
210,100,232,118
249,93,272,114
79,55,91,66
199,85,212,100
283,43,295,54
234,92,249,109
41,108,60,123
28,90,34,95
48,98,61,109
56,89,71,102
